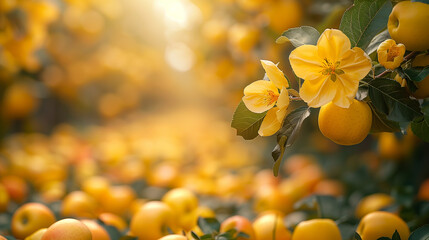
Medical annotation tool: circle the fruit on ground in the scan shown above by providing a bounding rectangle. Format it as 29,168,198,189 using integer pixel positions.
388,1,429,51
81,219,111,240
98,212,127,231
11,202,56,239
129,201,176,240
100,185,136,217
355,193,394,219
410,54,429,99
24,228,47,240
41,218,92,240
1,175,28,203
253,212,291,240
162,188,199,231
291,219,341,240
318,99,372,145
0,184,9,212
220,215,256,240
61,191,98,218
356,211,410,240
158,235,188,240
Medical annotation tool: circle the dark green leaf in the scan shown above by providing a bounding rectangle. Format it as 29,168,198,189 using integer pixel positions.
231,101,267,140
411,0,429,4
97,219,123,240
198,217,221,235
409,224,429,240
338,223,358,240
365,29,390,55
191,231,201,240
5,237,17,240
411,115,429,142
368,102,401,133
237,232,250,239
377,237,392,240
355,232,363,240
404,67,429,83
201,234,214,240
272,106,311,176
392,230,401,240
340,0,393,49
294,195,344,219
367,78,422,122
276,26,320,47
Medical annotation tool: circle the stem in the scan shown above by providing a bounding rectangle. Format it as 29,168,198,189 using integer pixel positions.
290,96,302,101
373,51,418,80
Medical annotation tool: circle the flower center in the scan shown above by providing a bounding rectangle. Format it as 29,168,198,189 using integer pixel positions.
320,58,345,82
386,47,401,62
265,90,278,106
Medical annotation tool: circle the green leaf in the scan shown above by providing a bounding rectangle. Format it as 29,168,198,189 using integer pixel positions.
97,219,123,240
392,230,402,240
231,100,267,140
294,195,344,219
409,224,429,240
191,231,201,240
365,29,390,55
411,0,429,4
404,67,429,82
119,237,138,240
272,106,311,176
377,238,392,240
338,223,358,240
198,217,221,235
277,26,320,48
411,115,429,142
355,232,363,240
368,102,401,133
340,0,393,50
367,78,422,122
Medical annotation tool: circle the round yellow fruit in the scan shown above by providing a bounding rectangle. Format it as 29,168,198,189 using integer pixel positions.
41,218,92,240
318,99,372,145
356,211,410,240
388,1,429,51
253,212,291,240
410,54,429,99
11,203,56,239
291,219,341,240
355,193,394,219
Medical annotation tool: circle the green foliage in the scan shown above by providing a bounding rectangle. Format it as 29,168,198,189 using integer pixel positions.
198,217,221,235
403,67,429,83
365,29,390,55
193,217,249,240
411,102,429,142
231,101,267,140
376,230,402,240
340,0,392,50
409,224,429,240
411,0,429,3
272,105,310,176
276,26,320,47
369,102,401,133
367,78,422,123
294,195,345,220
354,232,363,240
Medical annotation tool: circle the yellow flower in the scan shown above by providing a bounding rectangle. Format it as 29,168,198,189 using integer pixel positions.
289,29,372,108
242,60,290,136
377,39,406,70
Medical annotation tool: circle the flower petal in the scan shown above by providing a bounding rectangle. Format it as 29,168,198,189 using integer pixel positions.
289,45,323,81
261,60,289,89
276,87,289,122
258,107,282,136
317,29,351,62
299,76,336,108
243,80,279,113
340,47,372,80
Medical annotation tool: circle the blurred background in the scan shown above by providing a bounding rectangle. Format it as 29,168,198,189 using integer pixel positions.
1,0,429,234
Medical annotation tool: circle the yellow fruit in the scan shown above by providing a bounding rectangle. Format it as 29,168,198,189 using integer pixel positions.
355,193,394,219
11,203,56,239
162,188,198,231
2,82,39,119
410,54,429,99
318,99,372,145
253,212,291,240
388,1,429,51
356,211,410,240
291,219,341,240
41,218,92,240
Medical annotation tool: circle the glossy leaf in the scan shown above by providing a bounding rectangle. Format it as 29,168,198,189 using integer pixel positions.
365,29,390,55
198,217,221,235
368,102,401,133
340,0,393,50
403,67,429,83
276,26,320,47
411,115,429,143
294,195,344,219
272,106,310,176
367,78,422,122
409,224,429,240
354,232,363,240
231,100,267,140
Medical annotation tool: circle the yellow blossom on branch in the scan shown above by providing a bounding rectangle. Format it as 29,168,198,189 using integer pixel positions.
289,29,372,108
242,60,290,136
377,39,406,70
